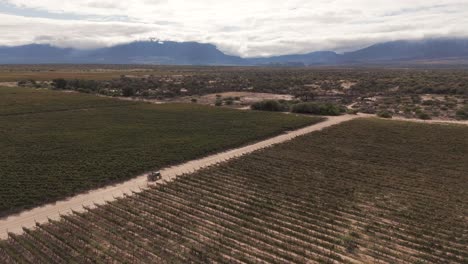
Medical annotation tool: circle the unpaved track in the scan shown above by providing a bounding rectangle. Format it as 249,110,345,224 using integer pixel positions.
391,116,468,125
1,114,466,239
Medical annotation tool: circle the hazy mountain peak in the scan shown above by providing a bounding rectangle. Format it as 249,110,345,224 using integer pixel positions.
1,38,468,65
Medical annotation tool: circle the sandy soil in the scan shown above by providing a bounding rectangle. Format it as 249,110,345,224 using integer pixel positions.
421,94,446,101
98,92,294,107
0,82,18,87
340,81,356,90
391,116,468,125
177,92,294,105
96,94,166,104
0,114,361,238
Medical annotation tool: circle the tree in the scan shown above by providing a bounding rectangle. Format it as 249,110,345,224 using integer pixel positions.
52,79,67,89
377,110,393,119
122,87,135,97
251,100,288,112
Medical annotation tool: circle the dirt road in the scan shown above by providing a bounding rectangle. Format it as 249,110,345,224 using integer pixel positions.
1,114,466,239
391,116,468,125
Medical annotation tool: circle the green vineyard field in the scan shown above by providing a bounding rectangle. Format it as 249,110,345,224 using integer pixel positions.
1,118,466,263
0,87,320,215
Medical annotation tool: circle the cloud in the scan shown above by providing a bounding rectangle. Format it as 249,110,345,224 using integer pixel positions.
0,0,467,57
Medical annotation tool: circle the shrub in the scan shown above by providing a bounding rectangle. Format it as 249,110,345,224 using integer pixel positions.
122,87,135,97
224,97,234,105
411,95,422,104
214,99,223,106
77,88,91,94
341,235,359,253
417,112,431,120
377,110,393,119
52,78,67,89
455,106,468,120
360,106,376,114
291,102,345,116
191,98,198,103
251,100,288,112
422,100,435,106
18,79,41,88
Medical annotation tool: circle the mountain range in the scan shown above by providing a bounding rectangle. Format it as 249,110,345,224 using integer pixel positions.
1,38,468,66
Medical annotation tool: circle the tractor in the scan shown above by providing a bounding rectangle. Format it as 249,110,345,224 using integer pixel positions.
147,171,161,182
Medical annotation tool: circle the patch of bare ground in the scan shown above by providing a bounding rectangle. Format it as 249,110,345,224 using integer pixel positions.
102,95,166,104
97,92,295,107
177,92,295,106
0,82,18,87
391,116,468,125
340,81,356,90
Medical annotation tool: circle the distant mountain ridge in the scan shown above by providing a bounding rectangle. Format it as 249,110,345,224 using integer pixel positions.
342,39,468,62
249,51,340,66
1,38,468,65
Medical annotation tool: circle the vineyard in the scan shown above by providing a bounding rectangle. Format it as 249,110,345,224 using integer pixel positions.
1,118,466,263
0,86,319,215
0,86,136,116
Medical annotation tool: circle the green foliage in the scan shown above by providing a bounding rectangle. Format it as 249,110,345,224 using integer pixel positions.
0,87,320,215
251,100,289,112
223,97,235,105
122,87,135,97
18,79,41,88
291,102,345,116
52,78,67,89
417,112,431,120
422,99,438,106
411,95,422,103
342,235,359,253
455,105,468,120
377,110,393,118
0,87,134,116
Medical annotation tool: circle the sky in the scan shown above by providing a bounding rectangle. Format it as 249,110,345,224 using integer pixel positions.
0,0,467,57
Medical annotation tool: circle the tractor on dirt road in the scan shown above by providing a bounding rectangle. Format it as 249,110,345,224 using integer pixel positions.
147,171,161,182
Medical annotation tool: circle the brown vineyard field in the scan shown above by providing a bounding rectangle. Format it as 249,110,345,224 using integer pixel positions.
0,86,319,216
1,118,466,263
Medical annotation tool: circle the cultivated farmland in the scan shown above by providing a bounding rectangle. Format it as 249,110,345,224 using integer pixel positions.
0,86,320,215
1,118,466,263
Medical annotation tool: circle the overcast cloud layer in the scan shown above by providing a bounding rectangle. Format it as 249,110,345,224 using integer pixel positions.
0,0,467,57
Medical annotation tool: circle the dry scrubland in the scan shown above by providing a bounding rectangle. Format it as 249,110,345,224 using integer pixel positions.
0,87,319,216
7,65,467,120
1,119,466,263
